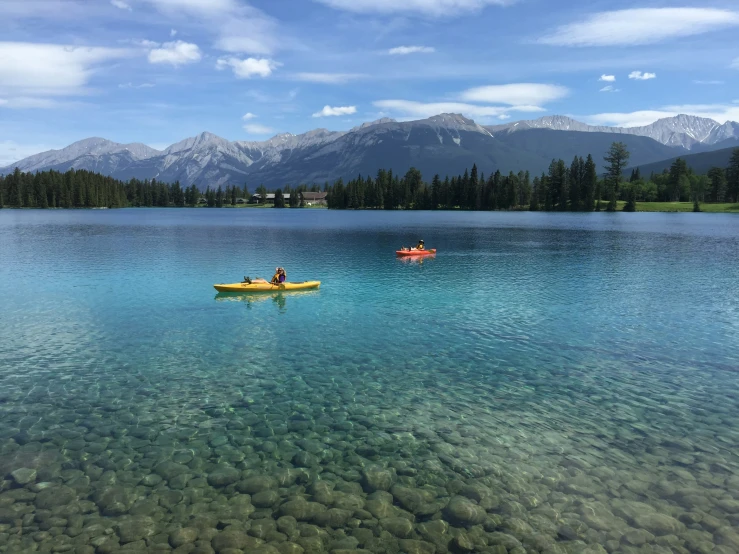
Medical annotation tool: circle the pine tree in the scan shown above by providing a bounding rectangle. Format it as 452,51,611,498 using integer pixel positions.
289,185,300,208
256,185,267,205
8,168,23,207
727,148,739,203
707,167,727,203
273,188,285,208
569,156,582,211
467,164,478,210
604,142,630,211
529,177,540,211
431,174,441,209
583,155,597,211
668,158,689,202
506,172,517,209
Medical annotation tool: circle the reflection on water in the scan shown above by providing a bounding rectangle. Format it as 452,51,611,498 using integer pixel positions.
215,290,321,311
0,209,738,554
397,254,436,266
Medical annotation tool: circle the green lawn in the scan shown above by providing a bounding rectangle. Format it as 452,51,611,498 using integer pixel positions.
614,201,739,213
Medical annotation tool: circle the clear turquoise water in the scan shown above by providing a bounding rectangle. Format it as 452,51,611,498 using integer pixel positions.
1,209,738,554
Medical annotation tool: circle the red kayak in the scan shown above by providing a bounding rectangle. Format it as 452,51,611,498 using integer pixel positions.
396,248,436,257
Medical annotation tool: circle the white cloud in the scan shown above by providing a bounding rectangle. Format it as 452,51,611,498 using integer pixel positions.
0,42,130,98
539,8,739,47
243,123,275,135
628,71,656,81
129,39,160,48
732,58,739,69
216,57,278,78
170,29,177,37
148,41,202,66
599,74,615,82
459,83,569,105
314,0,514,16
388,46,435,55
693,80,724,85
119,82,155,89
293,72,365,84
111,0,132,10
373,99,543,119
313,105,357,117
142,0,279,55
583,104,739,127
599,85,619,93
242,112,257,120
143,0,237,11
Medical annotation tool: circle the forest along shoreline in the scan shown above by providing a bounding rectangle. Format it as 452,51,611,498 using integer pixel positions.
1,143,738,213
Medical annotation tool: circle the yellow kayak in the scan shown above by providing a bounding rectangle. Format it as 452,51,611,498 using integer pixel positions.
213,281,321,293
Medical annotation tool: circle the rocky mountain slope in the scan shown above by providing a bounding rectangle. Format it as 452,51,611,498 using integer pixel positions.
3,114,737,189
486,114,739,150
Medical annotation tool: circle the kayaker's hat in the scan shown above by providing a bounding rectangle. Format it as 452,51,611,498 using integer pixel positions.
419,239,424,243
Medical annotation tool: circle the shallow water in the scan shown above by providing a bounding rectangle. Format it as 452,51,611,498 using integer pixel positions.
0,209,738,554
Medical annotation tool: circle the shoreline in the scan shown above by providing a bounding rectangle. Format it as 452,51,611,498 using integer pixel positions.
1,202,738,213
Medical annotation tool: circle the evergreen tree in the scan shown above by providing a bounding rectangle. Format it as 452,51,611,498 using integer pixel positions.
604,142,630,211
518,170,531,208
668,158,689,202
189,184,200,206
273,188,285,208
467,164,478,210
707,167,727,203
431,174,441,209
256,185,268,205
583,155,597,211
505,172,517,209
289,186,300,208
8,168,23,207
529,176,540,211
727,148,739,203
569,156,583,211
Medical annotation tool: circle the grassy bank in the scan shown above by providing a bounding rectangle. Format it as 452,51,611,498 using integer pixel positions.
623,202,739,213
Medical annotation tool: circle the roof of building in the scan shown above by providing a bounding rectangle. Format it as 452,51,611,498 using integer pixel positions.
301,192,328,200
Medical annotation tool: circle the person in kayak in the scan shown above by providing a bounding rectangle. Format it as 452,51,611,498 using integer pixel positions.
401,240,425,251
271,267,287,285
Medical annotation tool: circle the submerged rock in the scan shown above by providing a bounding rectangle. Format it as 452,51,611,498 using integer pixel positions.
443,495,486,526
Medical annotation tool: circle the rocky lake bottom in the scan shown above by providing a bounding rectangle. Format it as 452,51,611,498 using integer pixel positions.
1,209,738,554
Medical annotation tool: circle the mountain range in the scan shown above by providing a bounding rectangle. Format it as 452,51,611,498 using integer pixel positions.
3,114,738,189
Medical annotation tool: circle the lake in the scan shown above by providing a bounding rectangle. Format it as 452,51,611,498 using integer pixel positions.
1,208,738,554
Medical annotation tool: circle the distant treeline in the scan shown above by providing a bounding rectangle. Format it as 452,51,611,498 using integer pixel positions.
2,144,738,211
0,167,322,209
327,145,739,211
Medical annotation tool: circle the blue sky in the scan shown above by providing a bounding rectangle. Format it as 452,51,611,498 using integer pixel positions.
2,0,739,165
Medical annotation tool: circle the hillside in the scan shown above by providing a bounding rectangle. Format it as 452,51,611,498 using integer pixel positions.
633,146,739,176
494,129,686,170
